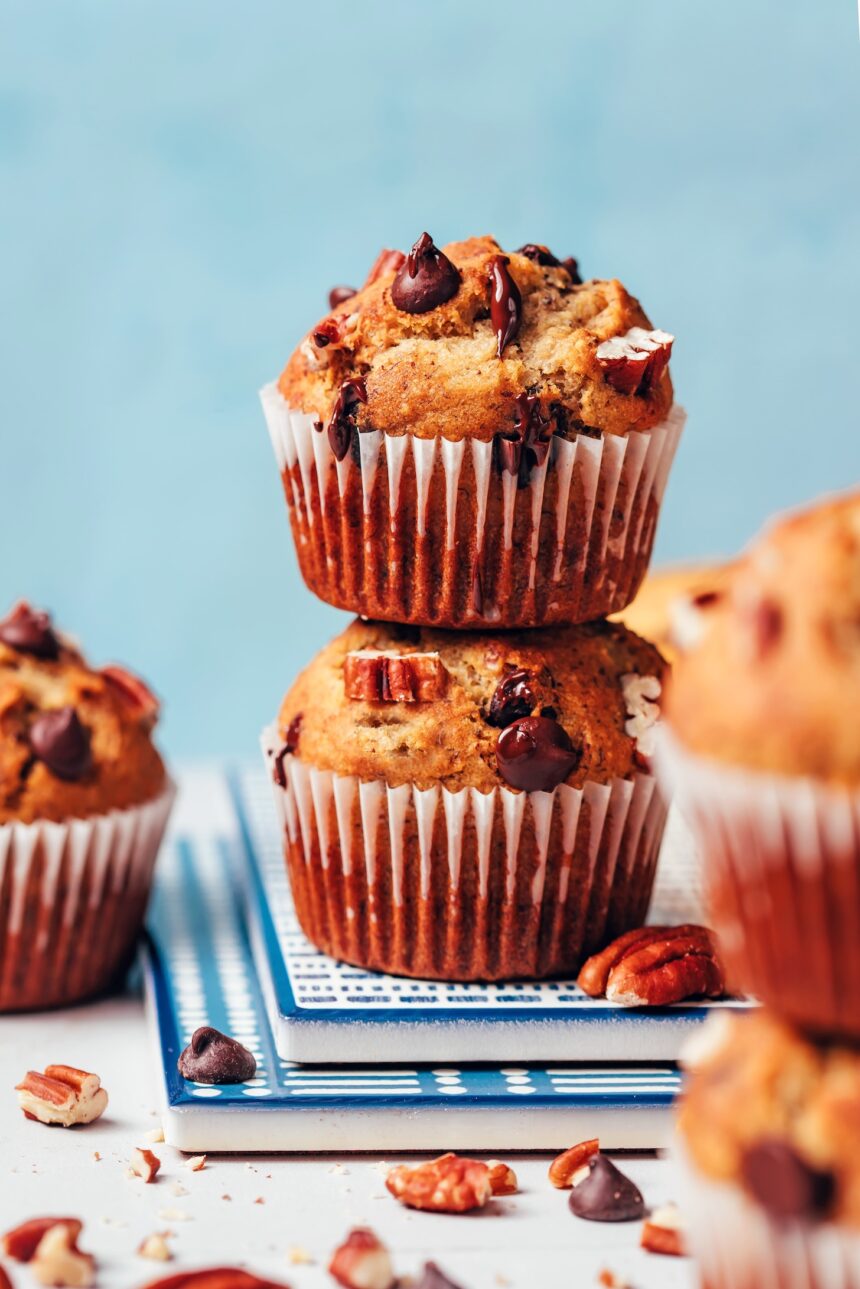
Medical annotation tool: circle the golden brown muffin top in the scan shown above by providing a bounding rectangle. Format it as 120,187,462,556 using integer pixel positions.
665,491,860,784
0,602,167,824
278,234,674,447
678,1010,860,1227
613,562,738,664
273,617,666,794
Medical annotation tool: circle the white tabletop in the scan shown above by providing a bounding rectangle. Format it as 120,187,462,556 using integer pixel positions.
1,990,696,1289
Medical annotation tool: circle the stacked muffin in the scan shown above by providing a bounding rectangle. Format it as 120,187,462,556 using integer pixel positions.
659,492,860,1288
261,233,683,981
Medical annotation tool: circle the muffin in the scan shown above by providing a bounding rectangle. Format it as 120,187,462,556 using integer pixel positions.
261,233,684,629
262,616,668,981
677,1010,860,1289
658,491,860,1036
0,602,174,1011
612,561,737,663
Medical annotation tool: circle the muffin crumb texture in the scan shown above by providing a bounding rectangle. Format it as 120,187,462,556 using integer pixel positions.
0,602,166,824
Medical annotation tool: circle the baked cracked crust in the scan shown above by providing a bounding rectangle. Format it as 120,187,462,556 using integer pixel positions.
0,603,166,824
665,491,860,783
278,235,674,443
679,1010,860,1226
275,617,667,794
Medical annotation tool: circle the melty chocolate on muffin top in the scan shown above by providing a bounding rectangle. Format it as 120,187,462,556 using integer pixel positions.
272,617,665,796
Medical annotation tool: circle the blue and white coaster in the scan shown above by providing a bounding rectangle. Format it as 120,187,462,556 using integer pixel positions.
143,780,682,1151
233,768,749,1066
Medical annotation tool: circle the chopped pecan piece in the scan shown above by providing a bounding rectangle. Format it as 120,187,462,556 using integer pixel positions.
101,665,160,729
344,651,447,703
30,1223,95,1288
386,1153,492,1213
548,1138,600,1189
641,1204,687,1256
138,1233,173,1262
364,247,406,287
486,1160,518,1196
16,1065,108,1127
329,1228,394,1289
139,1270,290,1289
130,1147,161,1183
2,1218,82,1263
577,925,725,1006
595,327,674,395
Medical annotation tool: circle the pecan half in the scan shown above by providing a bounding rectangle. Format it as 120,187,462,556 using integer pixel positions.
16,1065,108,1127
548,1138,599,1189
595,327,674,395
577,925,725,1007
344,651,447,703
641,1204,687,1256
3,1218,82,1263
329,1228,394,1289
385,1153,492,1213
101,665,160,729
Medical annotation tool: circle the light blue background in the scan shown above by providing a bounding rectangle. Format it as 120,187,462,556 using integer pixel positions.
1,3,857,756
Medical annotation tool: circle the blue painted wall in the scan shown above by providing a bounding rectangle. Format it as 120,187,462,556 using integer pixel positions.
1,2,857,755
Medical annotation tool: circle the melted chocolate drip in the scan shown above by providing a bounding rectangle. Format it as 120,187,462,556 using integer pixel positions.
487,669,537,728
391,233,461,315
489,255,522,357
272,713,303,787
495,394,554,485
324,378,368,461
496,715,580,792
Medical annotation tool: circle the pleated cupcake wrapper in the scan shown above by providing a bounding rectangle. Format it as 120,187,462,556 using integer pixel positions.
261,726,668,981
261,381,685,627
676,1146,860,1289
657,727,860,1037
0,781,176,1012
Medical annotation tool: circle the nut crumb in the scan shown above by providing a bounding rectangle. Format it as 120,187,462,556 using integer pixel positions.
286,1247,314,1266
137,1233,172,1262
253,1197,265,1205
169,1182,189,1198
598,1271,633,1288
157,1209,191,1223
145,1127,165,1144
186,1155,207,1172
130,1148,161,1184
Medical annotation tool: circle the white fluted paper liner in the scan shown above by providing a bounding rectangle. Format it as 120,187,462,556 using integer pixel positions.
261,725,668,980
261,381,685,627
676,1145,860,1289
657,726,860,1035
0,780,175,1011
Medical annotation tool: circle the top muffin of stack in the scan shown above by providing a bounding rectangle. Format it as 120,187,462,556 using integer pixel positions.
262,233,683,629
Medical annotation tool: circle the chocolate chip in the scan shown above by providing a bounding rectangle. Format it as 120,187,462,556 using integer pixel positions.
324,378,367,461
496,716,580,792
568,1155,645,1222
495,393,554,485
561,257,582,284
489,255,522,357
29,707,92,781
415,1264,463,1289
749,596,783,656
0,604,59,660
177,1026,257,1085
328,285,357,309
487,669,537,728
517,243,561,267
391,233,461,315
741,1140,834,1222
272,714,303,787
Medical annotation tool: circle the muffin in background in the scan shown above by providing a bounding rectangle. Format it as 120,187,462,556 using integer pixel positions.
677,1009,860,1289
612,560,737,663
658,491,860,1037
0,602,174,1011
262,233,684,630
263,616,668,982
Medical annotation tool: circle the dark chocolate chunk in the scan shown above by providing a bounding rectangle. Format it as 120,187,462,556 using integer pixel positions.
568,1154,645,1222
29,707,92,781
328,285,357,310
496,716,580,792
749,596,783,657
741,1140,835,1222
561,257,582,284
415,1264,464,1289
0,603,60,660
495,393,554,485
391,233,461,315
487,669,537,728
324,378,367,461
489,255,522,357
177,1026,257,1085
